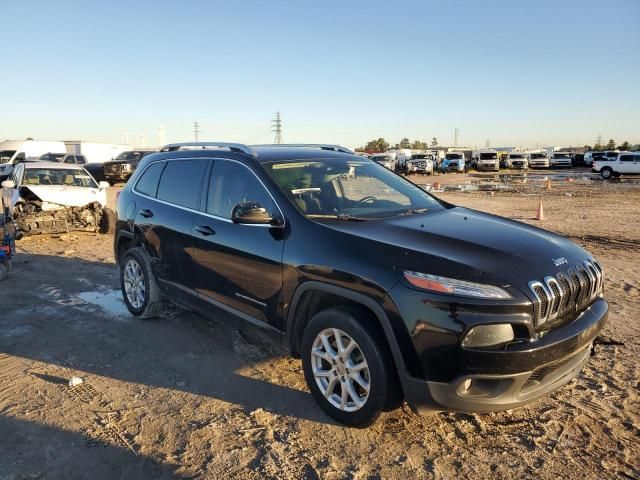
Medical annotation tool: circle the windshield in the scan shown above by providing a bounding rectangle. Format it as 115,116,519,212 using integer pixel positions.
372,156,390,163
554,154,570,159
39,153,66,162
0,150,16,163
445,153,463,160
262,158,444,219
509,154,525,159
22,168,97,188
480,153,497,160
530,153,546,159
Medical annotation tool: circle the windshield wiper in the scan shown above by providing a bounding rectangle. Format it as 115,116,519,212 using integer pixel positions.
394,207,430,216
336,214,368,221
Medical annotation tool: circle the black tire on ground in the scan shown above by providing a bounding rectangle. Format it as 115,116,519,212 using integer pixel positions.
119,247,162,319
301,307,402,427
99,208,117,234
601,167,613,179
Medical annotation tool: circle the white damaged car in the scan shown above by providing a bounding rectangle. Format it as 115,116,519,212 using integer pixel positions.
0,161,115,236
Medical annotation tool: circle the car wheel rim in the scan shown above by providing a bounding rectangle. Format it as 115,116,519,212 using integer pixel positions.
311,328,370,412
123,259,146,309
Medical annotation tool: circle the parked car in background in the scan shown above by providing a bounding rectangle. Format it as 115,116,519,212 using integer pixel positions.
0,139,67,180
441,156,465,173
38,153,88,165
527,151,549,168
472,149,499,171
572,153,585,166
0,161,114,236
587,151,620,171
114,141,607,426
388,149,412,173
584,151,619,167
370,152,397,171
101,150,157,184
598,152,640,179
405,153,434,175
506,152,528,169
549,152,572,168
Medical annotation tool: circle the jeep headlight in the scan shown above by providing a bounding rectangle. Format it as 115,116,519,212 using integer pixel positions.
403,271,512,300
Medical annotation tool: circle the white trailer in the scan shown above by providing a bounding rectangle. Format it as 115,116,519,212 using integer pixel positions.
0,139,68,179
64,141,130,164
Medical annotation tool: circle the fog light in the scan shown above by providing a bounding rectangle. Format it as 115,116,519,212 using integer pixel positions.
461,324,514,348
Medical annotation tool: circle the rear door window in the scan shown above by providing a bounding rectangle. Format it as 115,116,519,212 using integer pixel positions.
135,162,166,198
619,155,633,162
156,159,209,209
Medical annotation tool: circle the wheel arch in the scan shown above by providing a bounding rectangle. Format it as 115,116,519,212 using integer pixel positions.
285,281,407,373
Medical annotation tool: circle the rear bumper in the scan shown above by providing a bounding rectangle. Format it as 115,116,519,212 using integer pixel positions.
400,297,607,414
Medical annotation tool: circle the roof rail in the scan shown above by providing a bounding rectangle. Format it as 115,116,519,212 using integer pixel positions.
252,143,354,154
160,142,255,156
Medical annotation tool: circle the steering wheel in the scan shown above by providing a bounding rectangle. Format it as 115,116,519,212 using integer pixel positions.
356,195,377,204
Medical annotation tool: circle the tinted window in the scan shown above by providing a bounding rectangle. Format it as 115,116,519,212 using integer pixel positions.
619,155,633,162
135,162,165,197
207,160,276,219
64,155,76,164
76,155,86,164
156,159,208,209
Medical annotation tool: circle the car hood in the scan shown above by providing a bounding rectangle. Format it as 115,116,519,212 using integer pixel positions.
321,207,591,288
19,185,107,209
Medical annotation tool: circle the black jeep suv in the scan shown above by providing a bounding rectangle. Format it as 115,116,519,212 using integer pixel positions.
114,142,608,426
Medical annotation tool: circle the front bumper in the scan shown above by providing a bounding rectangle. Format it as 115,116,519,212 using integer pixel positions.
400,297,608,414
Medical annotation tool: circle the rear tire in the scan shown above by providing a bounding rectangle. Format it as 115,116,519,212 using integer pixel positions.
99,208,117,234
301,307,401,427
601,167,613,179
120,247,162,319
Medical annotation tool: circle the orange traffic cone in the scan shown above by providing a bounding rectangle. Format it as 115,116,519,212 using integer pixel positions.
433,182,441,190
536,200,544,221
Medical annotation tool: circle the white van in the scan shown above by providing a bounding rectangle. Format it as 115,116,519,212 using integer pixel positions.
370,152,397,171
0,139,67,179
388,148,412,172
64,141,130,164
506,152,528,169
548,152,572,168
527,151,549,168
472,149,499,171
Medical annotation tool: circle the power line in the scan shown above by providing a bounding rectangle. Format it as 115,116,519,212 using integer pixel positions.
271,112,283,144
596,134,603,147
193,121,201,141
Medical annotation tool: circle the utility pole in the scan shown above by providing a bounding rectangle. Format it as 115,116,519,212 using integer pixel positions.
271,112,283,144
485,139,490,148
193,122,201,141
454,128,460,147
596,134,603,148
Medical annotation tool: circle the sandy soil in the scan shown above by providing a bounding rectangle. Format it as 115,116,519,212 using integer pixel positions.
0,174,638,479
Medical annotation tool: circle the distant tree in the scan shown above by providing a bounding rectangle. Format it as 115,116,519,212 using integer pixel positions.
618,141,631,151
431,137,438,147
399,137,411,149
583,145,592,152
411,140,428,150
606,138,616,150
364,137,389,152
25,137,34,140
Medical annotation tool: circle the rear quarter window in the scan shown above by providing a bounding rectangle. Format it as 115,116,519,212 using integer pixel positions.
135,162,166,197
156,159,209,209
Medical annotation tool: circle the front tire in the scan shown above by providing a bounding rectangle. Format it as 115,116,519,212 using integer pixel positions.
120,247,162,318
301,308,399,427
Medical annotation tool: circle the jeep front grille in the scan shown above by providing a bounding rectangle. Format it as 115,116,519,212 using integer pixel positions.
528,259,603,327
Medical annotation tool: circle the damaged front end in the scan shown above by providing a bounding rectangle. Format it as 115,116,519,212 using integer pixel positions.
14,187,107,236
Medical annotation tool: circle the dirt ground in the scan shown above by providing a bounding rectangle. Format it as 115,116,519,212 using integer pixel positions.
1,171,639,479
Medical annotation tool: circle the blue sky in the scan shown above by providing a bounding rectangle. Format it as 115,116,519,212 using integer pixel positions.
2,0,639,148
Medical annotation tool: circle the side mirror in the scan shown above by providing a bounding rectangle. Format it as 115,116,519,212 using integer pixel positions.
231,201,277,225
1,180,15,189
98,181,110,189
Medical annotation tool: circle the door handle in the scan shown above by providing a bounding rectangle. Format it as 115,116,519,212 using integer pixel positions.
195,225,216,236
139,209,153,218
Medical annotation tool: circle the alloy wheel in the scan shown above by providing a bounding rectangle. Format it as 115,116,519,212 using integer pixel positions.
311,328,371,412
123,258,146,309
